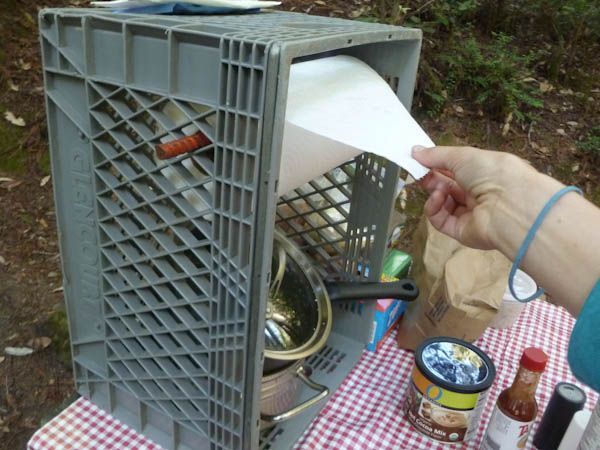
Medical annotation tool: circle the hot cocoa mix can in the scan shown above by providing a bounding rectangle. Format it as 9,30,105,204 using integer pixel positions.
404,337,496,444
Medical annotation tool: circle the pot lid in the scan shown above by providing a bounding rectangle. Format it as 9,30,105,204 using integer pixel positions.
264,238,321,353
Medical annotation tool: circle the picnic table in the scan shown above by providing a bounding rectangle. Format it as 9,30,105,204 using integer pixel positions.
28,301,597,450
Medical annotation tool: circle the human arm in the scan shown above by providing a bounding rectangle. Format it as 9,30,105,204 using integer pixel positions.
411,146,600,317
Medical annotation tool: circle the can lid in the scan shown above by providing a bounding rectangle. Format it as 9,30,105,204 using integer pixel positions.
415,337,496,394
521,347,548,372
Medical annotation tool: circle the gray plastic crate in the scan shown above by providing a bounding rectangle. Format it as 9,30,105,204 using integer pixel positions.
40,8,422,450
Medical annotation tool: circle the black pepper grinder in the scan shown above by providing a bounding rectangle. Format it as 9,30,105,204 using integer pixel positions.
533,382,587,449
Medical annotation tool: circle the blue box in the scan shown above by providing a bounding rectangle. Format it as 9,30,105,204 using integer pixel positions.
367,298,409,351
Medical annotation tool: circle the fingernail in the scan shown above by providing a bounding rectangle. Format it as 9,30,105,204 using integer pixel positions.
412,145,426,154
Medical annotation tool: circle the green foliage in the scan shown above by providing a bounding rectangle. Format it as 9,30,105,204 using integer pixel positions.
371,0,410,24
501,0,600,82
577,126,600,159
441,33,543,121
522,0,600,41
47,308,72,366
415,0,479,30
0,107,26,174
417,60,446,117
38,149,52,174
359,0,598,120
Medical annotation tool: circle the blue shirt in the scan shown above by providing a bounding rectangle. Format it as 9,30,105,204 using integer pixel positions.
568,279,600,392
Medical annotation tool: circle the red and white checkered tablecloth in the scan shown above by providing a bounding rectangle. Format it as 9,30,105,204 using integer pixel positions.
28,301,598,450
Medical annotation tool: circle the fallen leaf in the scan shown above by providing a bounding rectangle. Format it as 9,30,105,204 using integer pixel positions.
27,337,52,351
0,357,5,364
399,189,407,210
0,179,23,190
314,0,326,5
566,121,578,128
52,286,64,293
453,105,464,114
502,112,513,136
7,333,19,341
539,81,553,93
23,11,35,25
559,88,574,96
47,271,58,278
18,59,31,71
350,6,368,18
39,218,49,229
0,177,14,183
556,128,566,136
0,255,6,265
572,163,580,172
8,81,19,92
4,111,26,127
5,347,34,356
522,77,537,83
40,175,51,187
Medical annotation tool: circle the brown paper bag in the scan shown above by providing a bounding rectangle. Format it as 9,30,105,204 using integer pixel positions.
397,218,511,350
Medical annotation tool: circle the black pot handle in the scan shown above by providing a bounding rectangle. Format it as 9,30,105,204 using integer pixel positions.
325,279,419,302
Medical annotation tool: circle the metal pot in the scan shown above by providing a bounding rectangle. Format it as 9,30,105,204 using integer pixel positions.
260,360,329,429
264,231,419,373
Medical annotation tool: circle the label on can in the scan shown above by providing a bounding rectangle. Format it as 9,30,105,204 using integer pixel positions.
404,366,489,443
481,406,534,449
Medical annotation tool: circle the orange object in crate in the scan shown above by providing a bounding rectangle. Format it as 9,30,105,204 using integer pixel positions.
155,131,211,160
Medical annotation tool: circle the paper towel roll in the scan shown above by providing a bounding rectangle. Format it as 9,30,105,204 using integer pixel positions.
280,55,434,195
158,55,434,205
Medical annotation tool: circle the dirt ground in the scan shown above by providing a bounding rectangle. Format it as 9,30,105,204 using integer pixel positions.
0,0,598,449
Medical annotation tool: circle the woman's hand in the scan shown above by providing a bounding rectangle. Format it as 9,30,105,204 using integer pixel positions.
412,145,540,250
412,145,600,316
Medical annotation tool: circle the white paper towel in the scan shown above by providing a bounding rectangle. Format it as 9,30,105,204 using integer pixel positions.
279,55,434,195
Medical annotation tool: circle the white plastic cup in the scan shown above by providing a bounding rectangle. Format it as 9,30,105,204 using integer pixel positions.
490,270,538,329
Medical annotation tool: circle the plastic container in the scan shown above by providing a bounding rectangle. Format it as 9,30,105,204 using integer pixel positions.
490,270,538,329
40,8,423,450
533,382,587,449
404,337,496,444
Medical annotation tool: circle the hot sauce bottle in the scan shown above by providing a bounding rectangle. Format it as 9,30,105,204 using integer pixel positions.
481,347,548,449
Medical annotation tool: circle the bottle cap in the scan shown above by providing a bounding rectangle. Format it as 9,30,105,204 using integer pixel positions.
521,347,548,372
